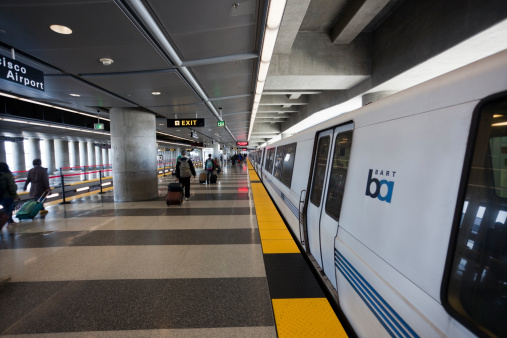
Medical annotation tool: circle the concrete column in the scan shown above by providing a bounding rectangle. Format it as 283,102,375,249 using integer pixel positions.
87,141,95,167
79,141,88,167
362,91,397,106
43,139,56,175
107,148,111,166
11,140,26,172
213,142,220,159
26,138,41,165
54,139,70,171
102,148,107,168
68,141,79,168
95,144,101,167
0,140,6,163
110,107,158,201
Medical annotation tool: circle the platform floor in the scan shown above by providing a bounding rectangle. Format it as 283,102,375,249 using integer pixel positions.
0,161,347,337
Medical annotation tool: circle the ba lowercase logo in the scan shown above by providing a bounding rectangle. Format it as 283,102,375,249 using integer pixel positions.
365,169,395,203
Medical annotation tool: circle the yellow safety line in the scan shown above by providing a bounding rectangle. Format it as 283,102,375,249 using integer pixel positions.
248,159,347,337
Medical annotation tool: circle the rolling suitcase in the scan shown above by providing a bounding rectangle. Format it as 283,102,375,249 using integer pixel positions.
16,192,49,220
210,174,217,184
166,183,183,205
199,172,207,184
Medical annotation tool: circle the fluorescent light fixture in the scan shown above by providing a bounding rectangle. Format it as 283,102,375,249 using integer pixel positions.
258,61,270,82
492,122,507,127
0,92,110,121
266,0,287,29
254,94,262,103
255,81,265,95
151,91,161,95
69,93,81,97
50,24,72,35
261,28,278,62
156,131,193,141
76,187,90,192
0,117,110,136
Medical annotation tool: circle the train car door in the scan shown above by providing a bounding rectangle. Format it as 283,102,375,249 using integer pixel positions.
306,123,354,286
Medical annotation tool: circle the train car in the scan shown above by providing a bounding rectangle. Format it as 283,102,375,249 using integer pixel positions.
251,49,507,337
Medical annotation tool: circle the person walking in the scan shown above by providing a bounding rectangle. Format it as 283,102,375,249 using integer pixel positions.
175,150,196,200
23,159,50,214
0,162,19,226
204,154,215,184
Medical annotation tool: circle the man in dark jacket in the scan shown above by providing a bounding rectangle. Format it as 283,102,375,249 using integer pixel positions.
0,162,19,225
175,150,196,200
23,159,50,214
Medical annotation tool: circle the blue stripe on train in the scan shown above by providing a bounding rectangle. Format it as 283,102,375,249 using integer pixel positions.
335,249,419,338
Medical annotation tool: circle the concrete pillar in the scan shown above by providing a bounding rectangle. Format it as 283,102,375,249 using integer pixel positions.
79,141,88,167
69,141,79,168
54,139,70,171
362,91,397,106
0,140,6,163
102,148,107,168
11,140,26,172
107,148,111,166
25,138,41,165
95,144,101,167
43,139,56,175
110,107,158,201
213,142,220,159
87,141,95,167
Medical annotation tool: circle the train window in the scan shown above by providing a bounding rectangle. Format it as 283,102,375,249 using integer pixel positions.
273,146,286,181
280,143,297,188
325,131,353,221
446,96,507,337
265,148,275,173
310,136,331,207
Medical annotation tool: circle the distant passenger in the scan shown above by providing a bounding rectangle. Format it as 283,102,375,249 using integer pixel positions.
0,162,19,226
23,159,50,214
204,154,215,183
175,150,196,200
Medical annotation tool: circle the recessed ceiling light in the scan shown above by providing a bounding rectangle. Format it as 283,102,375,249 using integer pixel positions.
151,92,161,95
99,58,114,66
69,93,80,97
176,130,180,131
50,25,72,35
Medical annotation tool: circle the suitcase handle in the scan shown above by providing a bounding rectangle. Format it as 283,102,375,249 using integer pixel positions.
37,190,51,203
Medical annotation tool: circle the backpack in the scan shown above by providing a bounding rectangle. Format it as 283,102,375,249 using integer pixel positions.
179,158,192,178
206,159,213,170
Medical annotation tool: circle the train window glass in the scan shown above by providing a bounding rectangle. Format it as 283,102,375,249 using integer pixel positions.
325,131,353,221
446,97,507,337
310,136,331,207
280,143,297,188
273,146,286,181
265,148,275,173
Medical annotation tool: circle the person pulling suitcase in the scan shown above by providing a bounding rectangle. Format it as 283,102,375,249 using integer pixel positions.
175,150,196,200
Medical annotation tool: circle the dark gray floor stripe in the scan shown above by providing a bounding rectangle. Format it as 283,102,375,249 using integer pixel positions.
0,229,261,249
40,207,254,218
74,193,251,204
0,278,274,334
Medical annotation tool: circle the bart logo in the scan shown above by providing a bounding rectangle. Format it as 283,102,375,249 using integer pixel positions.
365,169,395,203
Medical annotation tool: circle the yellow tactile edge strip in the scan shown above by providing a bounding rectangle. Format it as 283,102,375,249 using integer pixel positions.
247,159,348,337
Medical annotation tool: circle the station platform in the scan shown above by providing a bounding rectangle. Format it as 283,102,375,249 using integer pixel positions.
0,160,348,337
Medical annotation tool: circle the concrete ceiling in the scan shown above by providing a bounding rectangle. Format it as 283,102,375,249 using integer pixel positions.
0,0,506,148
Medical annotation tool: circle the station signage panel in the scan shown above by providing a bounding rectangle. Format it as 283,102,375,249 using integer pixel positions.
167,118,205,127
94,123,105,130
217,121,225,127
0,55,45,91
236,141,248,146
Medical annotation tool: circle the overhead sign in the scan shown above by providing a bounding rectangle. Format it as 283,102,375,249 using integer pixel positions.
190,131,199,139
167,118,205,127
236,141,249,146
0,55,45,91
217,121,225,127
94,123,105,130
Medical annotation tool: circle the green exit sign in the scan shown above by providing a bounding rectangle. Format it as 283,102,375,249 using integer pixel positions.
217,121,225,127
94,123,104,130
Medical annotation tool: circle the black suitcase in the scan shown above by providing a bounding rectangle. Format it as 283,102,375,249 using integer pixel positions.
210,174,217,184
168,183,183,192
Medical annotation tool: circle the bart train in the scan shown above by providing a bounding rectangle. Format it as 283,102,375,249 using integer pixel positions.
250,50,507,337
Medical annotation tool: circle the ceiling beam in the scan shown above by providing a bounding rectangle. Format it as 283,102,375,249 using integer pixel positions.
259,95,308,105
331,0,390,44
